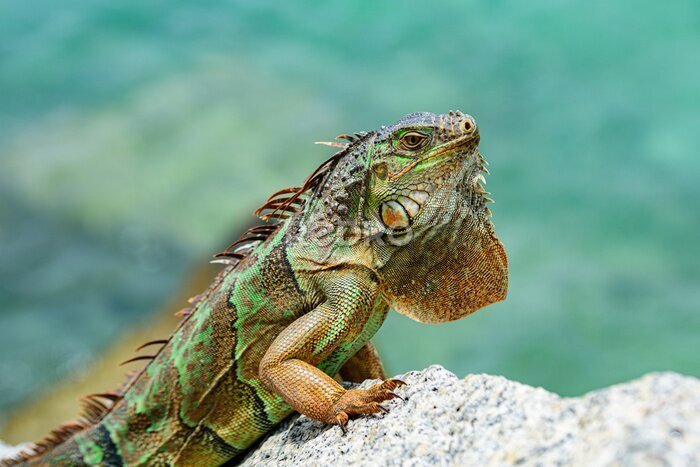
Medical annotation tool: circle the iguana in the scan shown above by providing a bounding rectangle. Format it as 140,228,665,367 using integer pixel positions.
2,110,508,466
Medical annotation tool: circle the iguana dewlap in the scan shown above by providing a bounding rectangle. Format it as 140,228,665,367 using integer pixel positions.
2,111,508,466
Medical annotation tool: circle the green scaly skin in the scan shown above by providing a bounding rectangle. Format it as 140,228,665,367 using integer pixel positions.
2,111,508,466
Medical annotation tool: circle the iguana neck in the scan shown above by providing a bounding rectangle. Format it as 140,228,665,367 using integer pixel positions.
291,132,378,268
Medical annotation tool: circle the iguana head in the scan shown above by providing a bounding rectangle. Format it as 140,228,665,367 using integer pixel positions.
364,111,482,233
277,110,507,323
363,110,508,323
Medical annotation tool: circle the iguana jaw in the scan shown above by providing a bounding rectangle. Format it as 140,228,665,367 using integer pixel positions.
388,132,479,182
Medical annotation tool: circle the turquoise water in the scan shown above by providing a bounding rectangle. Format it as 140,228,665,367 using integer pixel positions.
1,0,699,419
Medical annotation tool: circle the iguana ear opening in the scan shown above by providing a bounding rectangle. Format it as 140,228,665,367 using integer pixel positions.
378,213,508,324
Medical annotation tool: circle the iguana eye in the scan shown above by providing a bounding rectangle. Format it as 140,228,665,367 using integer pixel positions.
399,132,428,151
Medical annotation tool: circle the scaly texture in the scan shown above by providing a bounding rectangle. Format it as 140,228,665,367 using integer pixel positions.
1,111,508,466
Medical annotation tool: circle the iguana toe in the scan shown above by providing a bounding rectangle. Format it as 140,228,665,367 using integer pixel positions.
331,378,406,431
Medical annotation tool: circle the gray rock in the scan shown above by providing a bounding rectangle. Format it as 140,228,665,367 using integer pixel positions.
240,366,700,467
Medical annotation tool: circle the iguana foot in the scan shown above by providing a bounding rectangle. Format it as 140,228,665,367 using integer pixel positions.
332,379,406,432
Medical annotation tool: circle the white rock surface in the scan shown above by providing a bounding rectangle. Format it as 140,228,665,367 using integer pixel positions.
240,366,700,466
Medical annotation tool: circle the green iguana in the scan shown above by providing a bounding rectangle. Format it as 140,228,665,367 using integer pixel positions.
2,110,508,466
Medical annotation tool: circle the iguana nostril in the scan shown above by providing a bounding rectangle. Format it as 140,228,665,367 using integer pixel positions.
462,119,474,133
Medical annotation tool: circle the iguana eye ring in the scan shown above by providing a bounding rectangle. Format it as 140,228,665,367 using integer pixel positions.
399,131,428,151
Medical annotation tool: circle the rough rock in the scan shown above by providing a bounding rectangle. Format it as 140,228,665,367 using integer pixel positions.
240,366,700,466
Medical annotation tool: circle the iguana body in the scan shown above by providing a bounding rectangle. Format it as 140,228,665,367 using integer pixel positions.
2,111,508,466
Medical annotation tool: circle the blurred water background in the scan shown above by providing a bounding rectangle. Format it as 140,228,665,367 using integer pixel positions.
1,0,699,429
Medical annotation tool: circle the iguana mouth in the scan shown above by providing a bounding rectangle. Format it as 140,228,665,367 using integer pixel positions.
388,133,478,181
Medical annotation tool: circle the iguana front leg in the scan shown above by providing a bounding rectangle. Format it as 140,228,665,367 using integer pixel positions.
339,341,386,383
259,269,402,429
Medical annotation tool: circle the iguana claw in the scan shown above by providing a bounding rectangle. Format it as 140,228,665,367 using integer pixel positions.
336,415,348,434
330,378,406,429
